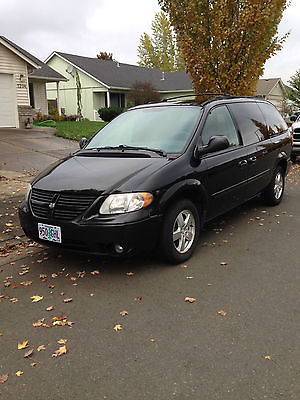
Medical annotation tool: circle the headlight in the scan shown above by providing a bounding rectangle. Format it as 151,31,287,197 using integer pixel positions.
24,184,32,202
99,192,153,214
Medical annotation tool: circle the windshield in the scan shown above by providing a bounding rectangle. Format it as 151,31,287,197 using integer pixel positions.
86,106,202,153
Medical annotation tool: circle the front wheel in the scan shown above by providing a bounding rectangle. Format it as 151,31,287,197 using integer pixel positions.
261,166,285,206
159,199,200,264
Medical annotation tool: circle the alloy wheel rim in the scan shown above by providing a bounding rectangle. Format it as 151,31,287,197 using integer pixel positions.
172,209,196,254
274,172,283,199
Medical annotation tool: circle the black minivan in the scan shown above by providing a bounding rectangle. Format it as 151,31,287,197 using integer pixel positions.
19,95,292,263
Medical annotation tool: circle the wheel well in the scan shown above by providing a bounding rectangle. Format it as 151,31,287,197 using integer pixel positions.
164,189,205,226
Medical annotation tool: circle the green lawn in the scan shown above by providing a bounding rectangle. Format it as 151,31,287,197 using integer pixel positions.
54,121,107,141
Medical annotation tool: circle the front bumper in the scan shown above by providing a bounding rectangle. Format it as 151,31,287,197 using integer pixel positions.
19,202,162,255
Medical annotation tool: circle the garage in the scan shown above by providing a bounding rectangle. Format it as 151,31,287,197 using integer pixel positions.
0,73,16,128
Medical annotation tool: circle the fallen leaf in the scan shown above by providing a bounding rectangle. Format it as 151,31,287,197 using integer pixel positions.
5,223,13,227
264,355,272,360
113,324,123,332
126,272,134,276
18,340,28,350
31,295,43,302
10,297,19,303
30,362,38,367
57,339,67,345
52,345,67,358
0,374,8,384
37,345,46,352
89,293,94,297
185,276,193,279
91,270,100,275
46,305,54,311
184,297,196,303
219,261,227,266
217,310,227,317
207,283,213,286
40,274,47,279
63,298,72,303
24,348,34,358
120,310,128,317
20,281,32,286
16,370,23,377
134,296,142,301
150,338,155,342
181,264,188,268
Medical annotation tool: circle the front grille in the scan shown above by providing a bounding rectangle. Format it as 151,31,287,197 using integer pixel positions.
30,188,98,221
293,132,300,141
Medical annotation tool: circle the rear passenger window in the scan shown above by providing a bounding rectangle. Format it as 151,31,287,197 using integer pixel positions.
258,103,288,136
228,102,269,145
201,106,240,147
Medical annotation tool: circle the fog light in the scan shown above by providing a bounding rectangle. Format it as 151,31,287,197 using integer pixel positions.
114,244,124,254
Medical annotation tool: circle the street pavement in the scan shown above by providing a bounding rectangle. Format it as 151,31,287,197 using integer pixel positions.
0,129,299,400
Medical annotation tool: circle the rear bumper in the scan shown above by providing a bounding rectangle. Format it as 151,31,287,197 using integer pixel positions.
19,202,162,255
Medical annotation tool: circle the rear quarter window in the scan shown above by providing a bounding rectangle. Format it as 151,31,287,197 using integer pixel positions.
258,103,288,136
228,102,269,145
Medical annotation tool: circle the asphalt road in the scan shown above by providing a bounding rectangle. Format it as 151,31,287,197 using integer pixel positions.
0,129,299,400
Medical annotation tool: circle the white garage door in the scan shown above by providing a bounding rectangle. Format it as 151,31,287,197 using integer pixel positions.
0,73,16,127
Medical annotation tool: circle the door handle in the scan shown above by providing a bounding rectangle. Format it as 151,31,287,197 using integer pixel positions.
248,156,257,164
238,160,248,168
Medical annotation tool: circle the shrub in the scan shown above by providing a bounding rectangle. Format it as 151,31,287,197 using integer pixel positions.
128,82,162,106
98,107,123,122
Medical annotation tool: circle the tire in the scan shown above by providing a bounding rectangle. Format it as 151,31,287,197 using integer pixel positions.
159,199,200,264
291,154,297,163
261,166,285,206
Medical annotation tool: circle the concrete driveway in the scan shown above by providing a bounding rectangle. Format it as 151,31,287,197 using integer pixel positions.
0,128,77,174
0,130,299,400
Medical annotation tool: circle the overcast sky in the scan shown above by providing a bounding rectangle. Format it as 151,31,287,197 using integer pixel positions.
0,0,299,83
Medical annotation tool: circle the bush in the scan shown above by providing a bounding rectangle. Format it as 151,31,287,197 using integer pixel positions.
128,82,162,106
98,107,123,122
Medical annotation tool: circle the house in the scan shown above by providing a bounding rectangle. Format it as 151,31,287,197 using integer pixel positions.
45,51,286,120
45,52,192,121
0,36,66,128
254,78,286,113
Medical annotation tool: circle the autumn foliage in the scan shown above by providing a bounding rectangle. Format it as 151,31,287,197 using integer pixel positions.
158,0,289,96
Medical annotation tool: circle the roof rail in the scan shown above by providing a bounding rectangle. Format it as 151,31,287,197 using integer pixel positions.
162,93,232,102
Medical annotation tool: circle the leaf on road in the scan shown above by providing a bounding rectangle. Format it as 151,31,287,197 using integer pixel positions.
30,362,38,367
219,261,227,266
184,297,197,303
0,374,8,384
126,272,134,276
185,276,193,279
91,270,100,275
37,345,46,352
150,338,155,342
10,297,19,303
16,370,23,376
31,295,43,302
52,345,67,358
46,305,54,311
20,281,32,286
63,298,72,303
113,324,123,332
264,355,272,360
18,340,28,350
217,310,227,317
120,310,128,317
24,348,34,358
57,339,67,345
134,296,142,301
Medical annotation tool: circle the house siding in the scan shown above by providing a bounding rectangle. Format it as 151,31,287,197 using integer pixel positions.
0,43,30,107
46,55,107,120
266,82,285,113
30,80,48,114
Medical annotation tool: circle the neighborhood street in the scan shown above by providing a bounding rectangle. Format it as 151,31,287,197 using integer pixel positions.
0,129,299,400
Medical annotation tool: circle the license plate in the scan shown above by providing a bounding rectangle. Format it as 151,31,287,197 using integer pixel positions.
38,223,62,243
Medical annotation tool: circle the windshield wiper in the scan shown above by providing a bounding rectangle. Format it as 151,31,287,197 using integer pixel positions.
96,145,167,157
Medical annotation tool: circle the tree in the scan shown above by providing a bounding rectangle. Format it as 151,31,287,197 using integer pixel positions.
287,70,300,108
128,82,162,106
158,0,289,96
97,52,114,61
137,11,184,72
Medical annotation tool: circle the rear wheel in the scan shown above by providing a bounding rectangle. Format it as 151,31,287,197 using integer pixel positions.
261,166,285,206
160,199,200,264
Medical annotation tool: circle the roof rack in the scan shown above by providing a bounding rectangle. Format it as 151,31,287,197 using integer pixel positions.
162,93,232,102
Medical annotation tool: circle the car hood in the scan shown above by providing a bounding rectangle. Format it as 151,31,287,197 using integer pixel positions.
32,154,170,193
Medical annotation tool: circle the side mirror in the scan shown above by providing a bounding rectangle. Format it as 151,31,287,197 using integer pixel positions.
79,137,88,149
194,135,230,159
290,115,297,122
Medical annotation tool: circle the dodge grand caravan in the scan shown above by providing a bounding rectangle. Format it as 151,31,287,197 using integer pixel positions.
19,95,292,263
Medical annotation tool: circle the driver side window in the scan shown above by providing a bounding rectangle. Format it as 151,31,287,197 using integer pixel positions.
201,106,240,147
